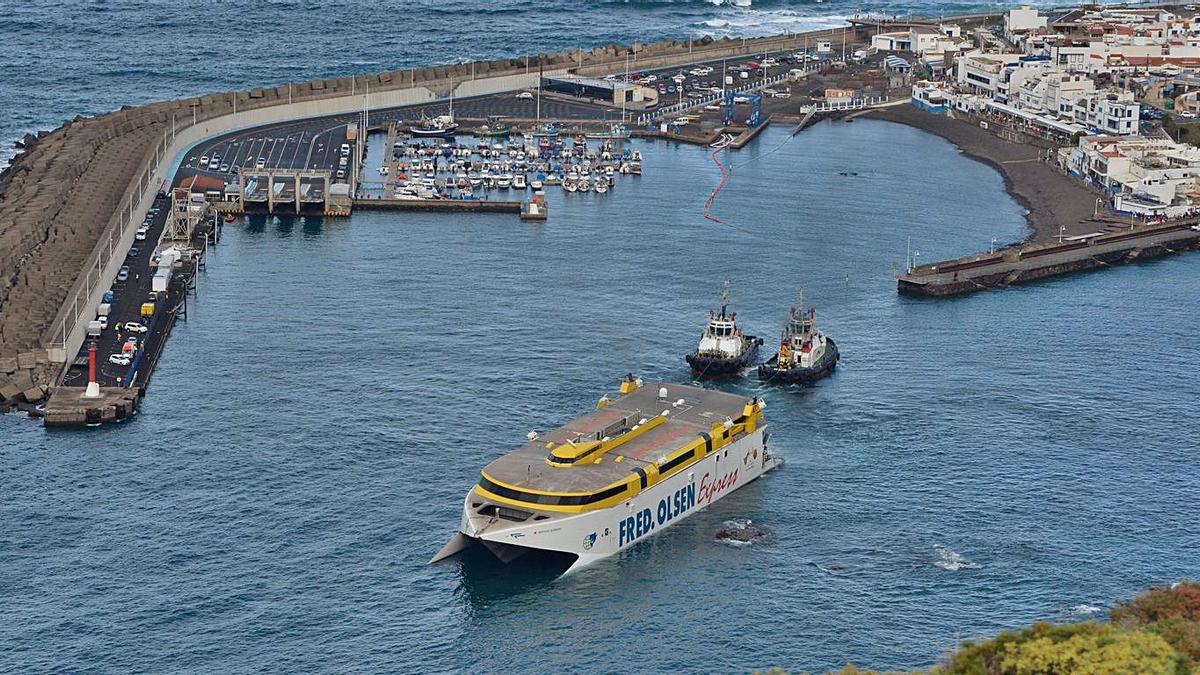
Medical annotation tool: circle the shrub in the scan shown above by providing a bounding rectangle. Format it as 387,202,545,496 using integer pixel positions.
1111,582,1200,627
939,621,1187,674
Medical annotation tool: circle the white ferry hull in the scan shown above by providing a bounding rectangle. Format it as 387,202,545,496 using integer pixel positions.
451,427,774,574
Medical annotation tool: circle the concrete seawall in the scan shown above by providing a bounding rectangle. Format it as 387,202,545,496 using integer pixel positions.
0,17,999,404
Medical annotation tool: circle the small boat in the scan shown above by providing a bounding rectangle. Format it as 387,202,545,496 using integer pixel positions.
757,290,839,385
578,176,592,193
586,123,632,140
530,178,544,190
685,280,762,378
564,179,578,193
497,175,513,189
477,121,513,138
513,174,527,190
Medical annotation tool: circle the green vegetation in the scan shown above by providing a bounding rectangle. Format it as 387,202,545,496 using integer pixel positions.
757,582,1200,674
939,621,1187,674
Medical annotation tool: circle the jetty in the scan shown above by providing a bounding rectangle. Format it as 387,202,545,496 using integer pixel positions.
898,222,1200,296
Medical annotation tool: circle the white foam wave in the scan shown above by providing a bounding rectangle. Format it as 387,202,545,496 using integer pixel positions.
717,537,753,547
932,544,981,571
694,10,853,38
1069,603,1103,616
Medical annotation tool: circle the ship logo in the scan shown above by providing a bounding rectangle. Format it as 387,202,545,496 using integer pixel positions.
582,533,597,550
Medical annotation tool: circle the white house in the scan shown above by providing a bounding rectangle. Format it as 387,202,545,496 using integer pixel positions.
1005,7,1048,43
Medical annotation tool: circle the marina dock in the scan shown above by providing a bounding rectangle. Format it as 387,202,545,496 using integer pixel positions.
352,198,524,214
898,222,1200,296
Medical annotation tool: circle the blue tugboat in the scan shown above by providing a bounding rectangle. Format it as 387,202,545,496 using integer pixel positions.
757,290,839,385
685,280,762,379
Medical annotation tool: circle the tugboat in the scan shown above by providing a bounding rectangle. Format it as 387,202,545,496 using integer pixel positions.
757,290,839,385
685,280,762,379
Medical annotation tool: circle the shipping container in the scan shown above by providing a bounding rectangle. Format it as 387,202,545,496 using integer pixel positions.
97,303,111,317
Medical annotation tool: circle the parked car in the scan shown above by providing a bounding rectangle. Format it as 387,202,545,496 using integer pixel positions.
97,315,109,330
135,227,148,241
199,155,209,165
109,354,131,366
124,322,149,334
220,163,229,172
516,91,534,100
117,266,130,282
128,247,140,258
256,158,266,168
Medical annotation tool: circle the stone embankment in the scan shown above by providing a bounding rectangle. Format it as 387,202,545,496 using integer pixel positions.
0,22,950,406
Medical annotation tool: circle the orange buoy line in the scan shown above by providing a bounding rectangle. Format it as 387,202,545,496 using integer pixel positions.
703,139,730,225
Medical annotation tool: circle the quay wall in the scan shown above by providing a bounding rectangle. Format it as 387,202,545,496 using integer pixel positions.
897,223,1200,297
0,16,997,401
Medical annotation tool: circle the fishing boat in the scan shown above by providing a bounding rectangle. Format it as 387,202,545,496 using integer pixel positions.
586,123,633,140
757,291,839,385
685,280,762,378
410,114,459,138
430,375,778,574
477,116,513,138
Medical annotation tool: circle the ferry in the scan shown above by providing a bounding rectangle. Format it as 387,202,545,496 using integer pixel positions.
431,376,778,574
685,280,762,379
757,291,839,385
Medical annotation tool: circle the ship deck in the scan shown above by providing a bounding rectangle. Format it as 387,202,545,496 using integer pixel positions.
481,383,753,494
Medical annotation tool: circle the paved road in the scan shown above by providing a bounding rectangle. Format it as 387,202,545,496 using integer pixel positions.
61,193,181,389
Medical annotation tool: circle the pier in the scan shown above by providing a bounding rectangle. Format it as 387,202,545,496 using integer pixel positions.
351,198,524,214
898,222,1200,296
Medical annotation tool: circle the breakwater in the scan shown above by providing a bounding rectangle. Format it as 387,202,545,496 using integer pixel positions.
0,15,1000,409
898,221,1200,296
